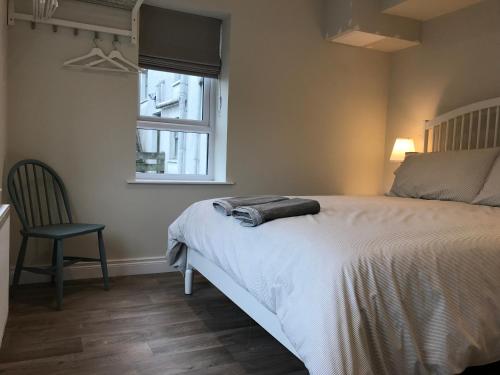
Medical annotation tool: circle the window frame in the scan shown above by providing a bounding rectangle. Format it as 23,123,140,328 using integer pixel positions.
136,72,216,181
139,70,148,104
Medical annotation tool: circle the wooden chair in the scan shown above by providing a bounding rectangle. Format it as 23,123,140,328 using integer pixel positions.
7,159,109,310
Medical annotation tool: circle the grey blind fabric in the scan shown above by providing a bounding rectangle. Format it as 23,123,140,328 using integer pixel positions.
139,5,222,78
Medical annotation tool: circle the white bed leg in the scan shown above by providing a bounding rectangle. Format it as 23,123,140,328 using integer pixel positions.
185,265,193,295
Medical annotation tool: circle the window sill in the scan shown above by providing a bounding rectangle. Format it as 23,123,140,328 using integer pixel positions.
127,179,234,186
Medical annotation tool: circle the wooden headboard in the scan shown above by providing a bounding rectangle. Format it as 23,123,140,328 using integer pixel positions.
424,98,500,153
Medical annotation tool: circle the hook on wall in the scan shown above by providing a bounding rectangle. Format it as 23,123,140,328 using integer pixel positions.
93,31,100,47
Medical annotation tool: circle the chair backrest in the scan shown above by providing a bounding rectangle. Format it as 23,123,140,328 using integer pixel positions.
7,159,72,230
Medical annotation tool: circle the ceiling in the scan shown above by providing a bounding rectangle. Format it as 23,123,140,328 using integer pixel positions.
383,0,483,21
75,0,484,21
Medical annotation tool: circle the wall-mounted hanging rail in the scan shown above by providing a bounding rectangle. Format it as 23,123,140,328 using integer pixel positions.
7,0,143,44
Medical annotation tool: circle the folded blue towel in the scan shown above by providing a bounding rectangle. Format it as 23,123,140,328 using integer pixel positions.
232,198,321,227
213,196,289,216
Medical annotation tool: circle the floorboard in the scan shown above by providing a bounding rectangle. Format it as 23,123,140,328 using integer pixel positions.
0,273,498,374
0,273,307,375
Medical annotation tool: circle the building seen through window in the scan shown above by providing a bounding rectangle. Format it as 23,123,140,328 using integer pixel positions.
136,69,210,177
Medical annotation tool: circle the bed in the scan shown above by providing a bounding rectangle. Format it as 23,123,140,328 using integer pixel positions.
167,98,500,375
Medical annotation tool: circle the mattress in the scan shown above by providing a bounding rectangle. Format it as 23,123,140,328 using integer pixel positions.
167,196,500,375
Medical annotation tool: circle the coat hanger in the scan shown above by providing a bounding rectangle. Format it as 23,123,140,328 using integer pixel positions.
87,36,143,73
63,33,129,72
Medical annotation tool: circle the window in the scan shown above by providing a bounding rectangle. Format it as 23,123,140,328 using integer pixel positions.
137,6,223,181
136,69,214,180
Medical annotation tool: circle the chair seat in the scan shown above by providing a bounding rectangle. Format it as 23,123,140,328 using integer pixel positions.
23,223,105,239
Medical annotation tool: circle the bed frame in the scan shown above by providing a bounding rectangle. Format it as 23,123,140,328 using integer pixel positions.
424,97,500,152
184,248,300,358
185,96,500,361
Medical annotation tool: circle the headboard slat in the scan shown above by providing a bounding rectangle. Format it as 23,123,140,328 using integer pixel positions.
495,106,500,147
468,113,473,150
445,120,450,151
485,108,491,148
438,123,442,151
476,111,481,150
451,118,456,151
459,115,464,150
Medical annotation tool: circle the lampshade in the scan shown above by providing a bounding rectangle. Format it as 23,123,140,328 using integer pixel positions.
390,138,415,162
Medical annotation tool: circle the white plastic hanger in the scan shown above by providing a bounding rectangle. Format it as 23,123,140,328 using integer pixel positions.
87,36,143,73
35,0,58,20
63,34,129,73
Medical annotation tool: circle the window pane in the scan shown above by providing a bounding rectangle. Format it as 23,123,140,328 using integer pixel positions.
136,128,209,176
139,69,204,121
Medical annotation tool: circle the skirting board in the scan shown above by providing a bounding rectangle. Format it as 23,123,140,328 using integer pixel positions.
9,256,173,285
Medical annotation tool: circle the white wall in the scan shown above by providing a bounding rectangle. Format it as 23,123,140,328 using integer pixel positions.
0,0,7,195
5,0,390,266
383,0,500,190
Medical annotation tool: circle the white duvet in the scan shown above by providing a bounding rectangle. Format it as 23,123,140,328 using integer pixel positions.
167,196,500,375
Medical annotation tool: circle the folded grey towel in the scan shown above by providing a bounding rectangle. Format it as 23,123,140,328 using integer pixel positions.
213,195,289,216
231,198,321,227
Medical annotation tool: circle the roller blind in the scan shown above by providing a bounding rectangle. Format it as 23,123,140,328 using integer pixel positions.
139,5,222,78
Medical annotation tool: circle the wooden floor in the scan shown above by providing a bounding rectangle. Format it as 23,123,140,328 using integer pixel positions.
0,273,498,375
0,273,307,375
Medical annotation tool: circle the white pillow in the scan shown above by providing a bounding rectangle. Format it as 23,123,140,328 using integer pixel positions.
473,156,500,206
389,148,500,203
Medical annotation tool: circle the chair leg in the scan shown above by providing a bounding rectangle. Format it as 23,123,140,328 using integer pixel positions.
98,231,110,291
55,240,64,310
11,235,29,296
50,240,57,285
